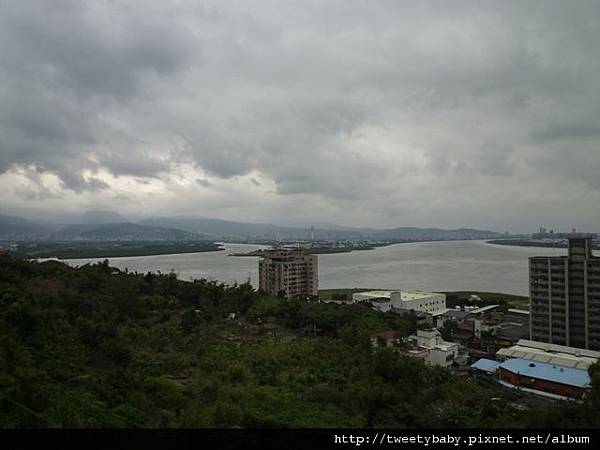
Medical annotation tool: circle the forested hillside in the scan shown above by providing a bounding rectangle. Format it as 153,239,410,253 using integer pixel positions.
0,254,598,427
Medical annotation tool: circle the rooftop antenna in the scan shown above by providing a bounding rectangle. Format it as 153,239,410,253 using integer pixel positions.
310,225,314,246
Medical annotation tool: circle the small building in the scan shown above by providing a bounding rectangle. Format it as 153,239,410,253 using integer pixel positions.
436,307,472,328
456,317,482,339
405,329,462,367
494,322,529,348
353,290,446,315
498,358,590,400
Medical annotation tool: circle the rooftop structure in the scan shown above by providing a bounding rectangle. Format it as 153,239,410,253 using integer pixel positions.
352,290,446,315
497,339,600,370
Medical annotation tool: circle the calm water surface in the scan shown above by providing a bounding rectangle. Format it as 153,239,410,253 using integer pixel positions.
64,240,566,295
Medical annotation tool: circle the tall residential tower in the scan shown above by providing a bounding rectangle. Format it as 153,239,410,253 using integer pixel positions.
529,237,600,350
258,250,318,299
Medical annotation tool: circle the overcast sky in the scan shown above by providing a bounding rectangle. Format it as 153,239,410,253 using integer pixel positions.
1,0,600,232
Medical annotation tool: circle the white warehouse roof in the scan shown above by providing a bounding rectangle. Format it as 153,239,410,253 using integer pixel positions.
497,339,600,370
352,290,443,300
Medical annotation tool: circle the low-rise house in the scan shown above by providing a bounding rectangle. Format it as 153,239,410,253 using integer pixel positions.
405,329,463,367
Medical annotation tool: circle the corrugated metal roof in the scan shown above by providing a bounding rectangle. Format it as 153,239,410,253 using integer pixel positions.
499,358,590,388
497,345,597,370
515,339,600,359
471,358,500,373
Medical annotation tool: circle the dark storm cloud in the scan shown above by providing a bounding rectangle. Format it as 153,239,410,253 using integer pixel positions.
0,0,194,189
1,0,600,230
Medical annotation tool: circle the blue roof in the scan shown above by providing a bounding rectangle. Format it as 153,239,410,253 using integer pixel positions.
471,358,500,373
499,358,590,388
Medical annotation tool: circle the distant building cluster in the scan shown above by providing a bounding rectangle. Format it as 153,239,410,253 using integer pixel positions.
532,227,597,240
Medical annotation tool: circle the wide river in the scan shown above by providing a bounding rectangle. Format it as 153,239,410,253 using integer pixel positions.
63,240,566,296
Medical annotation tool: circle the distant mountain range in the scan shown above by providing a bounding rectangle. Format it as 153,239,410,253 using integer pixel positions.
54,222,204,241
140,215,501,240
0,214,203,241
0,210,503,242
0,214,54,239
138,216,365,239
78,209,128,224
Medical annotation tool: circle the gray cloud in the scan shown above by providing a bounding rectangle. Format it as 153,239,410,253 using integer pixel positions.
0,0,194,189
1,0,600,231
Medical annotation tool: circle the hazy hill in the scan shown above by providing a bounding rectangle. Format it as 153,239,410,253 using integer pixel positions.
374,227,501,240
54,222,203,241
139,215,501,240
78,209,128,224
0,214,54,239
3,210,502,242
139,215,366,239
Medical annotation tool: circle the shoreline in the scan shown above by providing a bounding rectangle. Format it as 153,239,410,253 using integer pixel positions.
228,238,501,257
17,241,225,259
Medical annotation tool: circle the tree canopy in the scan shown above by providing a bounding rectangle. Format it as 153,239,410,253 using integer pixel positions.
0,253,598,427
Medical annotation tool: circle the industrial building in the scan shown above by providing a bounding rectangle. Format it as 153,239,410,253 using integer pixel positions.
496,339,600,370
258,249,318,299
498,358,590,400
529,237,600,350
471,356,592,400
352,290,446,315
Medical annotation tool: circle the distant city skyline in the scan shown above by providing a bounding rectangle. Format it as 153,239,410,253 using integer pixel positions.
2,1,600,233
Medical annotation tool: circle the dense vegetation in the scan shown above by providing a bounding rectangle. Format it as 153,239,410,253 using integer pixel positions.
10,241,223,259
1,254,599,428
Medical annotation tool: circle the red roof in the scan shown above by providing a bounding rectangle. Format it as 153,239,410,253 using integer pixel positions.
372,330,397,340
